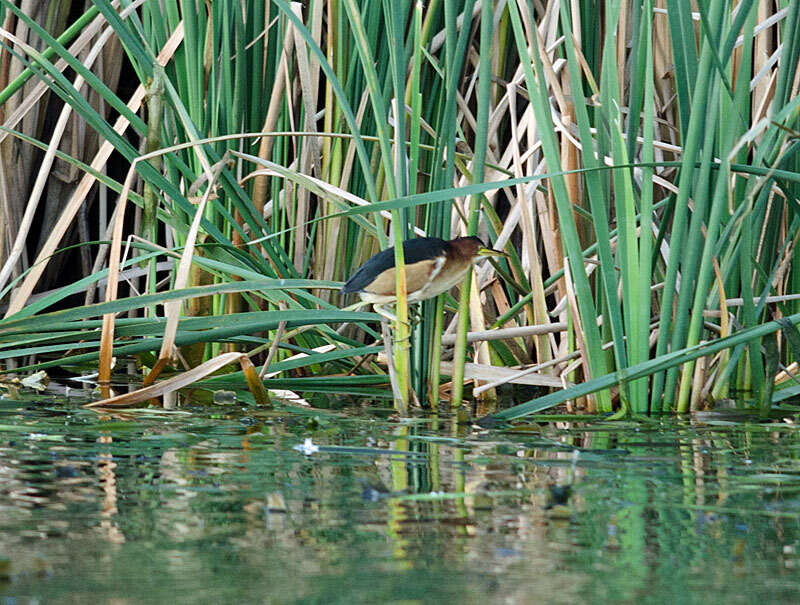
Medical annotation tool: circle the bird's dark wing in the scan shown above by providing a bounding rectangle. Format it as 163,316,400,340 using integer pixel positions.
341,247,396,293
341,237,448,294
402,237,448,264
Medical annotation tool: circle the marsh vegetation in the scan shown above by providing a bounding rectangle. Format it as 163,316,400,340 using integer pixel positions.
0,1,798,420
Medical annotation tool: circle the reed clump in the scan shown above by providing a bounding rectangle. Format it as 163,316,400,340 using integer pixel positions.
0,1,797,418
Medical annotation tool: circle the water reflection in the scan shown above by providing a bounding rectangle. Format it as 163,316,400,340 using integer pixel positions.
0,398,799,603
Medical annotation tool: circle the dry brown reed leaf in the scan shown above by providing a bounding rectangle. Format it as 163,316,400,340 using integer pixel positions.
97,165,137,384
340,89,370,200
703,250,732,404
690,352,707,412
84,351,248,408
775,362,799,385
307,1,323,99
258,319,287,378
467,272,493,398
562,262,593,408
440,323,567,346
518,0,567,114
473,347,581,395
752,1,773,124
753,70,778,126
507,83,553,364
142,160,227,386
238,154,426,238
436,360,565,388
651,2,676,128
252,12,295,213
259,300,288,378
292,1,322,272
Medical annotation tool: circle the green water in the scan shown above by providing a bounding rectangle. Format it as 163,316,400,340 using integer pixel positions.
1,395,799,604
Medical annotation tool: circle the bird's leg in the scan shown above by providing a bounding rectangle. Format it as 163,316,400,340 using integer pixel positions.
407,303,422,326
372,304,415,346
373,303,413,330
372,304,398,324
335,301,370,334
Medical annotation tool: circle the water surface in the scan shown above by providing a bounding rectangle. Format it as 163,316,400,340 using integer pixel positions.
1,394,799,604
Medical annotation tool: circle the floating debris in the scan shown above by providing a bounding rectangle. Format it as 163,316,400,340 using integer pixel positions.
293,438,319,456
21,370,49,392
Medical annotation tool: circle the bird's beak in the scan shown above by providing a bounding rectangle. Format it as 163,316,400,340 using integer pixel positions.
477,246,508,258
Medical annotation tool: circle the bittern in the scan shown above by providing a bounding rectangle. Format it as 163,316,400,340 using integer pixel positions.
341,236,506,322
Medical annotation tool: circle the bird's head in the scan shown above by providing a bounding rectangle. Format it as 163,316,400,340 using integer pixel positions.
450,236,508,260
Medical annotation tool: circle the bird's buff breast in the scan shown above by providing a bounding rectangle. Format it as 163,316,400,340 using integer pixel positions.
357,256,472,304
